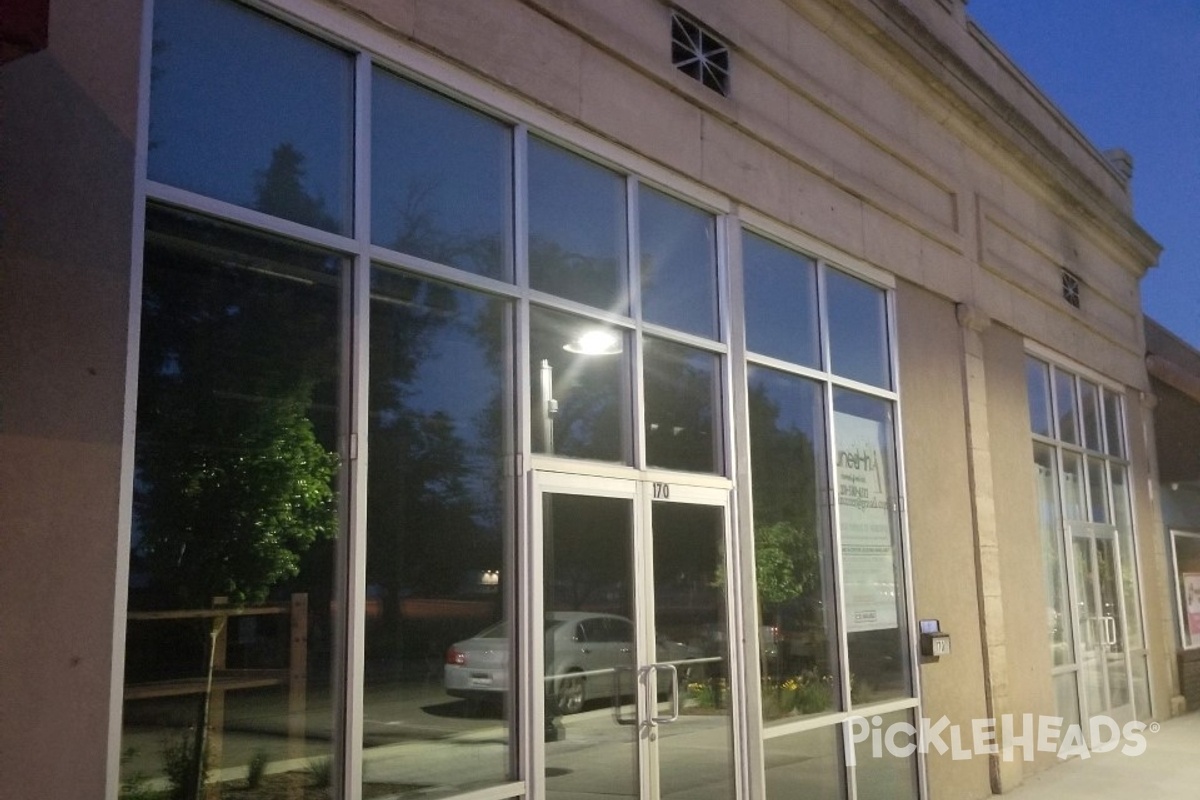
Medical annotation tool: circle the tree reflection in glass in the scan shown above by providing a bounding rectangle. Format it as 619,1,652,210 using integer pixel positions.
124,205,342,797
364,267,514,795
747,367,840,721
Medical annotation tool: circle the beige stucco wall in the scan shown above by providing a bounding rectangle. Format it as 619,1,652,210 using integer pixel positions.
895,281,992,799
982,324,1060,777
0,1,144,797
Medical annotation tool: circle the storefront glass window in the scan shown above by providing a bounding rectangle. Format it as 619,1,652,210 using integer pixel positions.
529,305,629,462
363,267,514,794
1173,532,1200,649
149,0,354,234
833,389,909,703
747,367,838,721
122,206,343,793
1054,370,1079,445
1026,357,1052,438
1034,444,1073,666
528,137,628,312
371,69,513,281
826,269,890,389
643,337,720,473
639,186,718,339
743,232,820,368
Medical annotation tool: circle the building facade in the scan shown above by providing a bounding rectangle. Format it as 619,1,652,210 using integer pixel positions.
0,0,1172,798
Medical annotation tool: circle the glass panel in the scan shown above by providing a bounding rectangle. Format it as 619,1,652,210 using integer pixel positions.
1054,370,1079,445
764,726,846,799
1073,536,1106,720
530,306,629,462
747,367,838,721
1033,444,1073,665
826,269,890,389
639,186,718,338
371,69,513,280
644,337,720,473
364,269,513,795
833,390,910,703
1080,380,1102,451
528,137,628,312
1110,465,1143,647
1095,536,1130,713
1103,389,1126,458
543,493,638,798
149,0,353,233
1026,357,1052,438
653,502,736,799
852,709,920,800
1087,457,1110,523
743,232,820,367
1061,452,1085,521
1174,534,1200,648
1053,671,1081,730
122,207,342,795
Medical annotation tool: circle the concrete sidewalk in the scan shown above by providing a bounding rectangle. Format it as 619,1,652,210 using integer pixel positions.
1001,712,1200,799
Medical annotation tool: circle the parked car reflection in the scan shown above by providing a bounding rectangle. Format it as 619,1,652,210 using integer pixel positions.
445,611,701,714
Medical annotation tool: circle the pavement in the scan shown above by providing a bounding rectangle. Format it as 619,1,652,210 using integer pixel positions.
1000,712,1200,799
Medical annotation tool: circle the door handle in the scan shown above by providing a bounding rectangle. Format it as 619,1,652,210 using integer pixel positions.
650,663,680,725
1103,616,1118,647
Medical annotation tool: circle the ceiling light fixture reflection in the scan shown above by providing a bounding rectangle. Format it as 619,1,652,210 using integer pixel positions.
563,328,623,356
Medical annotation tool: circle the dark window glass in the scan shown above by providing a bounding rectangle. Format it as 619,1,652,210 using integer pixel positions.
853,710,920,800
743,232,820,367
528,137,628,312
639,186,718,338
1026,357,1052,438
764,726,846,798
530,306,629,462
372,69,513,280
747,367,838,721
1080,380,1102,451
832,389,910,704
364,267,514,793
1054,370,1079,445
826,269,890,388
122,206,343,790
1103,389,1125,458
149,0,353,233
644,337,721,473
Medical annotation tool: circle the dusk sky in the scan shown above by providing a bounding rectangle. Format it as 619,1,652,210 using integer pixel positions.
969,0,1200,350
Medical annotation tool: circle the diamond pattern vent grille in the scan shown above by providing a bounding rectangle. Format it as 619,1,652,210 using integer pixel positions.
671,13,730,96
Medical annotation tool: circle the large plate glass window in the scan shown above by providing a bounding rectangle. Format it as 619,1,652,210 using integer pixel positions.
528,137,628,312
148,0,354,234
121,206,345,795
742,230,914,800
1025,355,1150,727
363,268,515,796
825,269,891,389
746,367,838,719
638,186,719,339
833,389,910,703
371,69,514,281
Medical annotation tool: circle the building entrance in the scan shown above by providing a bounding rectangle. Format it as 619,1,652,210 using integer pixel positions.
532,472,738,799
1068,522,1136,730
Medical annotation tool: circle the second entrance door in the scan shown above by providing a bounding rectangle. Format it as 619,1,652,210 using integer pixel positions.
533,473,738,799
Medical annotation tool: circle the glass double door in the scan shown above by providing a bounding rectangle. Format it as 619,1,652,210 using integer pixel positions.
533,472,738,800
1068,523,1134,726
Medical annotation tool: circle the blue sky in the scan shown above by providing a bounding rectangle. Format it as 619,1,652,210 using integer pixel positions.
968,0,1200,350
